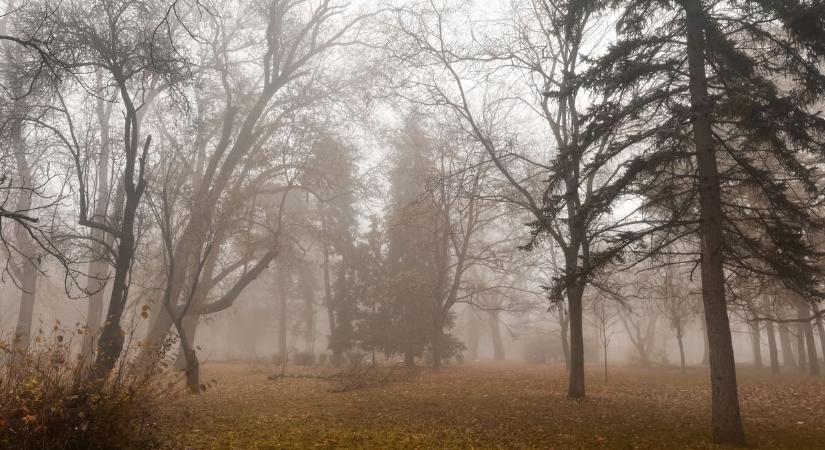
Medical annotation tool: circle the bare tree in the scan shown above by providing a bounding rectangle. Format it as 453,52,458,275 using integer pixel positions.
134,0,377,371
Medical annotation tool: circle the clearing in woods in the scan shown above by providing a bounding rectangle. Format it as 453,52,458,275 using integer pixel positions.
159,362,825,449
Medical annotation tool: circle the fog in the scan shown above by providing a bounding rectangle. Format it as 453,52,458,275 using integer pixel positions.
0,0,823,448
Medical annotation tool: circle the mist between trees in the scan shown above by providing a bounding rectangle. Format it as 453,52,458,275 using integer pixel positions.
0,0,824,448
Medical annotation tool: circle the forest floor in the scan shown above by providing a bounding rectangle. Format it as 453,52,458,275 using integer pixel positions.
158,361,825,449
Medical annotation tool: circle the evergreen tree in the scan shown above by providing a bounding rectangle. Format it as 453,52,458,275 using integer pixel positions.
302,135,360,362
580,1,825,444
383,117,443,365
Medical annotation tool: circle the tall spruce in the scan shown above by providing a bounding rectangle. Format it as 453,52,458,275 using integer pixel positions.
384,118,442,365
580,0,825,445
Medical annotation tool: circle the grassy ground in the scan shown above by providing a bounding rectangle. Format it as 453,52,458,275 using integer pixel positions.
158,361,825,449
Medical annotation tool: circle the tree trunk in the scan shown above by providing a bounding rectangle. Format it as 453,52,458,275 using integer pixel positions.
798,304,819,375
803,322,819,375
431,316,444,371
184,348,200,394
603,341,608,382
488,310,505,361
174,315,199,370
816,316,825,365
403,349,415,367
90,96,150,383
11,128,38,359
776,306,796,367
765,317,780,374
558,305,571,371
82,264,107,365
12,263,37,358
797,319,808,372
763,296,780,374
277,268,289,358
323,243,340,365
750,320,763,368
467,308,479,361
303,287,315,355
677,329,686,374
566,283,585,397
683,1,746,444
82,71,112,367
700,317,710,366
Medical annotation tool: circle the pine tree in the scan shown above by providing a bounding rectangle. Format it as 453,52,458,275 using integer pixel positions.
383,117,443,365
580,0,825,444
302,135,360,362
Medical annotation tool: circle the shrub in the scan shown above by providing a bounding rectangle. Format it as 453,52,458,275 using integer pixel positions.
0,327,178,450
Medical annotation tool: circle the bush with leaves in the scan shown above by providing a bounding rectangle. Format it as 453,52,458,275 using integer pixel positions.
0,327,179,450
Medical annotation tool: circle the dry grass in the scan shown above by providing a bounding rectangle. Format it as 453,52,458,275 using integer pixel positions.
158,362,825,449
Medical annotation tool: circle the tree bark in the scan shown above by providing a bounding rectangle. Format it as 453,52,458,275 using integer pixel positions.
11,123,38,359
277,267,289,358
776,305,796,368
682,1,746,444
174,315,199,370
816,316,825,365
488,310,505,361
467,308,479,361
323,243,340,365
797,319,808,372
803,322,819,375
558,305,571,371
765,317,780,374
700,316,710,366
431,315,444,371
749,320,763,368
82,71,113,367
90,86,151,383
301,269,315,355
12,262,37,357
677,329,687,374
566,283,585,397
798,304,819,375
762,296,780,374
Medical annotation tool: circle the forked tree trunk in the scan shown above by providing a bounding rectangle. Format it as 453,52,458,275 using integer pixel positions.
683,1,746,443
3,8,38,362
11,125,38,359
488,310,505,361
676,328,687,374
82,72,112,367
